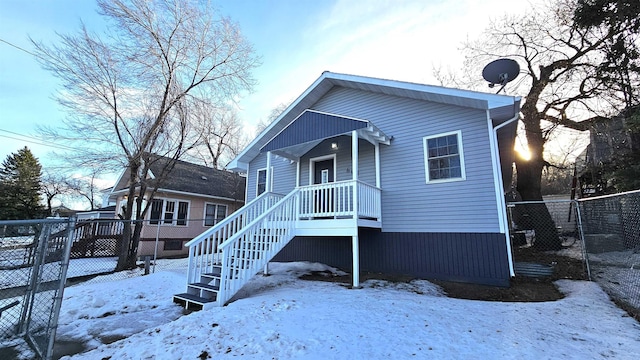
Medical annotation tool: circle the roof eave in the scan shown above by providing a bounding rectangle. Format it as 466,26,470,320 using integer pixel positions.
229,72,522,171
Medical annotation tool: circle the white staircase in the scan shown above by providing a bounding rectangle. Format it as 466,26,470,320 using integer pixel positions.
173,190,298,310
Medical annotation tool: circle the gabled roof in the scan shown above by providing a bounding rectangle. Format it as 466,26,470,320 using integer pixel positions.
112,156,245,201
229,71,521,171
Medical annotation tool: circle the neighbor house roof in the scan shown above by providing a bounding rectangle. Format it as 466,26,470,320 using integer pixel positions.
228,71,521,172
111,156,245,202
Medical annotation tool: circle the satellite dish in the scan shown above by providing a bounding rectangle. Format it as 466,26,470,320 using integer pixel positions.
482,58,520,93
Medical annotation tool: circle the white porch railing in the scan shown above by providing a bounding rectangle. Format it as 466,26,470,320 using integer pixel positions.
181,180,381,307
217,189,299,305
356,181,381,219
185,191,284,284
298,180,381,220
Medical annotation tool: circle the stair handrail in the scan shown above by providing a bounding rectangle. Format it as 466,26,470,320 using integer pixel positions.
185,191,284,283
217,188,300,305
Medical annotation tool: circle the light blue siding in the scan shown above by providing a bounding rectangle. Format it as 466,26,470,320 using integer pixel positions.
246,85,502,233
297,137,376,185
311,87,501,233
246,152,296,202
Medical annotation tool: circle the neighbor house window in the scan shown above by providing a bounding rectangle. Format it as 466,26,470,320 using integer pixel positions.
204,203,228,226
149,198,189,226
423,131,466,183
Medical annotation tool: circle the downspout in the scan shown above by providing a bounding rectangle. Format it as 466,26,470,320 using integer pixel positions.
489,111,520,278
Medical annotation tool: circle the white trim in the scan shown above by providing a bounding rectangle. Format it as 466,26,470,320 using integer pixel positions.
228,73,333,170
228,71,521,172
489,112,519,277
203,202,229,227
296,161,301,187
325,72,520,109
256,167,274,196
110,188,242,203
108,169,126,202
308,154,337,185
423,130,466,184
266,151,272,195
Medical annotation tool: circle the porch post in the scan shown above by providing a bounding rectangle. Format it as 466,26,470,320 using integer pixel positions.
266,151,272,192
351,130,358,215
374,142,381,188
352,235,360,288
296,160,300,187
352,130,358,181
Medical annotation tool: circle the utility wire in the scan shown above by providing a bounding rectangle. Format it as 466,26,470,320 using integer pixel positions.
0,129,76,151
0,38,42,59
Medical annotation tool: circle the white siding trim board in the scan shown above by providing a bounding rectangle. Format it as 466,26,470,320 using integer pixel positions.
487,111,520,277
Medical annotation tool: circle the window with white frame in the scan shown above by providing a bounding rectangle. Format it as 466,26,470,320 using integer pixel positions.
423,131,466,183
256,167,273,196
149,198,189,226
204,203,228,226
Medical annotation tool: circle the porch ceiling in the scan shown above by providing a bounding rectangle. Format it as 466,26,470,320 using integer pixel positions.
260,110,390,159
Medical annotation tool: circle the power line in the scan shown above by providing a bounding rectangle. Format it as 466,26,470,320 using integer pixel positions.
0,129,77,151
0,38,40,59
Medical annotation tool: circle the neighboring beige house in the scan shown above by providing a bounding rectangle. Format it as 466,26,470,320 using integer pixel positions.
109,156,246,258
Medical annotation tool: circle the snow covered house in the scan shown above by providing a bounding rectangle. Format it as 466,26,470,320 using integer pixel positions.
109,156,245,258
173,72,521,310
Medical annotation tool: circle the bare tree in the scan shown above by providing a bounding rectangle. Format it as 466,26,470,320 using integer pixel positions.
457,0,640,249
65,169,103,211
255,102,291,135
189,104,248,169
33,0,259,269
41,171,72,216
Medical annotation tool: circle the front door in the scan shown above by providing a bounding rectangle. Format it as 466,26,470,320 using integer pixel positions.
313,159,334,214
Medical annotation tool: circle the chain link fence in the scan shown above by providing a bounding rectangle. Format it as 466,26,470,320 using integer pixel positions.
508,190,640,320
578,190,640,320
1,217,203,358
62,218,202,284
0,218,75,360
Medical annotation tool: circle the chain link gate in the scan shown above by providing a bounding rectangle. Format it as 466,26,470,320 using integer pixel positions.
0,218,75,360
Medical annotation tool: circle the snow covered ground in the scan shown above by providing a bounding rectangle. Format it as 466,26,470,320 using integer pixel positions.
53,262,640,358
2,261,640,359
588,250,640,310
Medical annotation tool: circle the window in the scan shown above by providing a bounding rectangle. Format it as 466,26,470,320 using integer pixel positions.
149,199,163,225
204,203,228,226
256,167,273,196
164,239,183,251
257,168,267,196
423,131,465,183
148,198,189,226
177,201,188,226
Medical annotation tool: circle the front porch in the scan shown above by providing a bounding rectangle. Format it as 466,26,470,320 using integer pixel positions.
259,111,389,237
173,111,390,309
295,179,381,234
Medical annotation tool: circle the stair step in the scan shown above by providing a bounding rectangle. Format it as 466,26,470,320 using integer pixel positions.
173,292,217,311
201,273,221,280
189,282,220,292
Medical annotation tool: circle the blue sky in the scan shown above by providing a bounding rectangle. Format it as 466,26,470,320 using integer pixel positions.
0,0,535,175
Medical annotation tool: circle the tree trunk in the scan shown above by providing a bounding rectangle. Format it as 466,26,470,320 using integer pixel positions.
516,158,562,250
517,100,562,251
116,221,133,271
